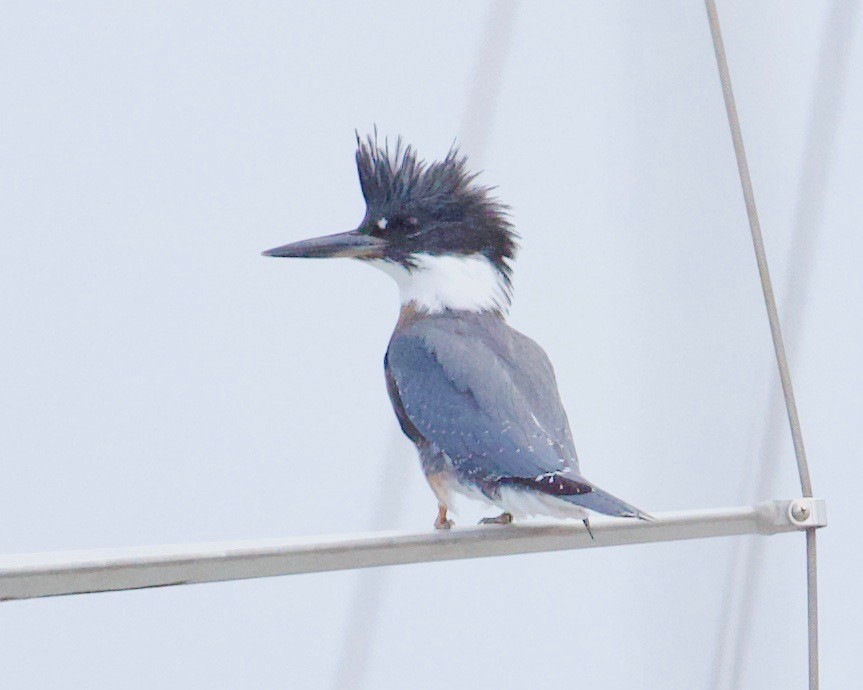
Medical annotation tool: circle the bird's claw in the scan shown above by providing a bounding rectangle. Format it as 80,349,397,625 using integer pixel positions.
479,512,513,526
434,505,454,530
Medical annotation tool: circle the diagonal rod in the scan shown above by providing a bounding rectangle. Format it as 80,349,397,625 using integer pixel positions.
704,1,818,688
709,3,857,688
705,0,812,498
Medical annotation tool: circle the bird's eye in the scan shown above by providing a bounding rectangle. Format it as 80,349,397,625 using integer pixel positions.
367,215,422,239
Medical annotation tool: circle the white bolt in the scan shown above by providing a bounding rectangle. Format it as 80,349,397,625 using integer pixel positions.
790,501,810,522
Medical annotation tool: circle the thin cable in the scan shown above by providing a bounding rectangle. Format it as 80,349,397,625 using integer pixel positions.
807,529,819,687
457,0,520,157
330,4,520,688
709,3,858,687
704,1,818,688
705,0,812,498
329,433,413,690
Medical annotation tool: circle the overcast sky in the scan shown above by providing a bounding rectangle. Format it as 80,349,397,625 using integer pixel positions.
1,2,861,688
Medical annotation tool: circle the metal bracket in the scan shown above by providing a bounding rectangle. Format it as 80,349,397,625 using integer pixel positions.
780,498,827,529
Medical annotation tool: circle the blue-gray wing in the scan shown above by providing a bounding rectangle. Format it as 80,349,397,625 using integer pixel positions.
385,316,589,497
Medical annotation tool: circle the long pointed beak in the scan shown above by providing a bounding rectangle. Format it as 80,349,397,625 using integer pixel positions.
261,229,386,259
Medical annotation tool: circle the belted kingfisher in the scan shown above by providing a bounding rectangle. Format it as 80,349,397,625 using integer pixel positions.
264,134,650,534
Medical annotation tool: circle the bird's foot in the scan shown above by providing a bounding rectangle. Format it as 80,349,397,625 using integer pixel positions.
583,518,595,540
479,512,514,526
434,505,454,530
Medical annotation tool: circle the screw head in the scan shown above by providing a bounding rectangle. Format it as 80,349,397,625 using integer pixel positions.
790,501,810,522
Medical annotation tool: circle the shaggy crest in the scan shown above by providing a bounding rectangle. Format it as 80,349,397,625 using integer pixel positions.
354,131,518,276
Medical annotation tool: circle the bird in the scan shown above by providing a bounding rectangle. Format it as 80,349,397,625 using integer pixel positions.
263,133,651,535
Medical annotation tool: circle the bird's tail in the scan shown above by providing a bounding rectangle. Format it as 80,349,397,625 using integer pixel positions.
565,482,653,521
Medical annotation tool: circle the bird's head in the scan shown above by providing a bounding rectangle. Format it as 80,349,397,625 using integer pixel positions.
263,133,518,314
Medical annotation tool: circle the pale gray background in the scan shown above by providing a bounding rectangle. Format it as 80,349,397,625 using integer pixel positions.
1,1,860,688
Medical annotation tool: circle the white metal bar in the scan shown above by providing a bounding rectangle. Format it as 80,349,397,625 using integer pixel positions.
0,500,824,602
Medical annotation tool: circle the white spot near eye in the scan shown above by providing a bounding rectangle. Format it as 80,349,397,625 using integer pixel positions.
377,218,388,230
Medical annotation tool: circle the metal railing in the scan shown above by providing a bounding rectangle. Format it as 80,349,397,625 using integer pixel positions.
0,499,825,602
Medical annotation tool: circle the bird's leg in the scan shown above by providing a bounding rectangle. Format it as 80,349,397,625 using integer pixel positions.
434,504,454,530
479,512,513,526
583,518,595,540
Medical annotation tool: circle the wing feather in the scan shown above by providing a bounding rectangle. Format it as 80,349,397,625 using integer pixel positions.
386,317,589,497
